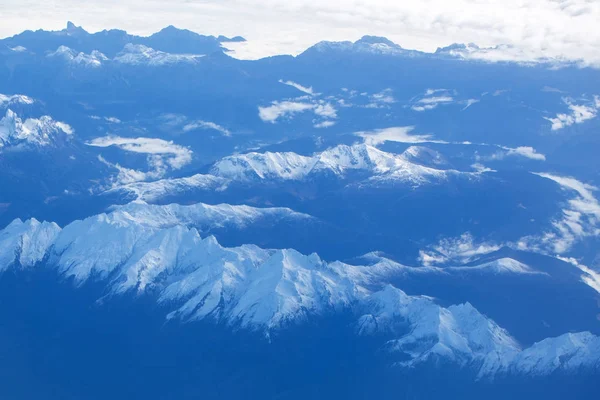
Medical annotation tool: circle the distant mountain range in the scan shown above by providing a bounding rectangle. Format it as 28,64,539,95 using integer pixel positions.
1,22,245,57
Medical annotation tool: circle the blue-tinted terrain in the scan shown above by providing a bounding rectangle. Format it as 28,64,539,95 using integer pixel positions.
0,22,599,399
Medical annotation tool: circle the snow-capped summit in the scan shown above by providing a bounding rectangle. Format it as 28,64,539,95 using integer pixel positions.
211,143,455,185
47,45,107,67
114,43,204,66
357,285,600,378
109,201,312,231
0,210,599,377
108,173,230,202
357,285,520,377
400,146,448,168
0,109,73,149
211,150,314,181
0,218,60,271
0,93,34,109
510,332,600,376
304,36,424,57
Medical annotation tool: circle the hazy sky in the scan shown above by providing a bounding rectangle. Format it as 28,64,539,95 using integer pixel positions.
2,0,599,63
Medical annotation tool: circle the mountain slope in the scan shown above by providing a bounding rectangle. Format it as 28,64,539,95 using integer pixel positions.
0,210,598,378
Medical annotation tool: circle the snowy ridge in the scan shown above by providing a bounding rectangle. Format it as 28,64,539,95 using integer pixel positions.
306,36,424,57
400,146,448,168
0,93,34,108
46,44,204,67
0,218,60,271
114,44,204,66
358,285,520,377
109,201,313,231
354,253,544,278
358,285,599,378
211,143,458,185
448,258,546,275
0,109,73,149
0,208,599,377
107,173,229,202
48,46,107,67
110,144,468,202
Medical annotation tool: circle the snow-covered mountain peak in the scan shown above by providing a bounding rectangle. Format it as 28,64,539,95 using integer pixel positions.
115,43,204,66
314,143,397,174
211,150,315,181
0,210,599,377
0,218,60,271
400,146,448,168
306,36,421,57
0,109,73,149
211,143,453,185
358,285,521,374
109,201,313,231
0,93,34,108
48,46,107,67
510,332,600,376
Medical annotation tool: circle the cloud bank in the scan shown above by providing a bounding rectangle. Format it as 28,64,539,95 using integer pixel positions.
2,1,600,65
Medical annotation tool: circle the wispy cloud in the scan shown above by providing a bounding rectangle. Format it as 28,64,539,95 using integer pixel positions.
183,120,231,136
481,145,546,162
410,89,457,112
368,89,395,107
4,1,600,66
258,101,315,123
504,146,546,161
279,79,315,96
88,135,193,170
258,100,337,125
518,173,600,254
90,115,121,124
355,126,442,146
314,120,336,128
418,233,502,266
544,96,599,130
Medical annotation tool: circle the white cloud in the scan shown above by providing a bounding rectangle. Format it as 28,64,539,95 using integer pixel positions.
258,101,315,123
555,256,600,294
370,89,395,105
278,79,315,96
461,99,480,110
355,126,442,146
88,135,193,170
483,146,546,161
313,102,337,118
183,120,231,136
418,96,454,105
3,1,600,65
424,88,447,96
410,89,457,111
97,154,159,186
90,115,121,123
258,100,337,123
418,233,501,266
470,163,496,173
314,120,336,128
545,97,599,130
518,173,600,254
411,104,437,112
505,146,546,161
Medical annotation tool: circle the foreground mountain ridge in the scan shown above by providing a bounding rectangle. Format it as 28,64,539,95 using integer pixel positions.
0,204,598,379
